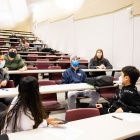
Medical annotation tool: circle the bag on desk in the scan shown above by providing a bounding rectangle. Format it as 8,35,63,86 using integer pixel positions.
95,75,114,87
85,75,114,87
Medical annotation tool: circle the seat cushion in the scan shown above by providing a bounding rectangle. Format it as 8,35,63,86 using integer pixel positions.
42,101,62,110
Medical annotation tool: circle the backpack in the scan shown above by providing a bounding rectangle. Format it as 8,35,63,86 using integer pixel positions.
85,75,114,87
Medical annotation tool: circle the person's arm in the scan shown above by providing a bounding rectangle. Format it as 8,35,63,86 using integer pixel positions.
89,58,97,69
82,71,87,82
109,89,120,105
61,71,69,84
19,65,27,71
18,58,27,71
120,91,140,113
0,69,9,87
104,59,113,69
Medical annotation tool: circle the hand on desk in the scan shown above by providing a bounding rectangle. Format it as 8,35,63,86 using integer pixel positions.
96,104,103,108
18,68,24,72
46,118,62,126
115,108,123,113
0,80,7,87
97,64,106,69
4,67,9,72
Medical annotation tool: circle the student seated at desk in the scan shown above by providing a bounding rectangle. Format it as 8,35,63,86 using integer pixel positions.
33,37,42,52
0,52,9,117
94,66,140,115
18,39,29,52
0,51,11,106
0,52,9,88
3,46,27,86
89,49,113,77
62,55,100,110
0,76,61,134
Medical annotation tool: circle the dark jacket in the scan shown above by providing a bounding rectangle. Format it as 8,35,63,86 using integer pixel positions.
0,68,9,83
107,85,140,113
89,58,113,77
62,66,87,84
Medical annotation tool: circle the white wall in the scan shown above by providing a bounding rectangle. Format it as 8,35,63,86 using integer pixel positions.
113,8,133,68
33,7,140,70
133,16,140,70
75,14,113,61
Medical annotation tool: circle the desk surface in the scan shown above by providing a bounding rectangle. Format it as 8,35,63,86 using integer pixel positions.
20,55,70,58
0,83,94,98
7,68,121,74
24,61,86,64
7,113,140,140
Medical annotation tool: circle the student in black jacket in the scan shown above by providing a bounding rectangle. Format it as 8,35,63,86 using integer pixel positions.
95,66,140,114
89,49,113,77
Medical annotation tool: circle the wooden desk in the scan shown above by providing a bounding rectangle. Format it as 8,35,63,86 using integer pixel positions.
7,113,140,140
0,83,94,98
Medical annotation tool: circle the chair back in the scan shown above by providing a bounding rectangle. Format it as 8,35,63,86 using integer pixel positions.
38,80,65,112
99,86,119,101
65,108,100,122
48,66,62,84
46,55,56,61
5,80,15,88
27,54,38,61
79,59,88,66
21,66,38,80
36,59,50,69
38,80,57,100
57,59,70,69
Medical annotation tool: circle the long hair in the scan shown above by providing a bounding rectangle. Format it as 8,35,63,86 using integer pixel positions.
93,49,104,61
0,76,45,133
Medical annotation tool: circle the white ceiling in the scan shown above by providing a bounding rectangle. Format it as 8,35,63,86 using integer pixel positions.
0,0,84,29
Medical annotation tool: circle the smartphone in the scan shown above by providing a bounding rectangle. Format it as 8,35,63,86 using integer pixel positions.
54,119,68,124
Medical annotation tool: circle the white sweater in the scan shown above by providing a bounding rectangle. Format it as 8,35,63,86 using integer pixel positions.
2,96,47,134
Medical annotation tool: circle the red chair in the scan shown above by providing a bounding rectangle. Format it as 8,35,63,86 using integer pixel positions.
46,55,56,61
38,80,65,113
5,80,15,88
99,86,119,101
21,67,38,80
78,59,88,67
65,108,100,122
56,59,70,69
0,38,5,46
36,59,50,79
36,59,50,69
48,66,62,84
27,54,38,61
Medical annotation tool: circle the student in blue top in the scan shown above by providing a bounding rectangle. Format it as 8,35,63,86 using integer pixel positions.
62,55,100,109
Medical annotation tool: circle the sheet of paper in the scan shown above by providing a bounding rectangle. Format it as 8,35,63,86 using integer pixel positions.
113,113,140,122
46,125,84,140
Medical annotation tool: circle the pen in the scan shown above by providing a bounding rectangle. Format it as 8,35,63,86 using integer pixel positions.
112,116,123,120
